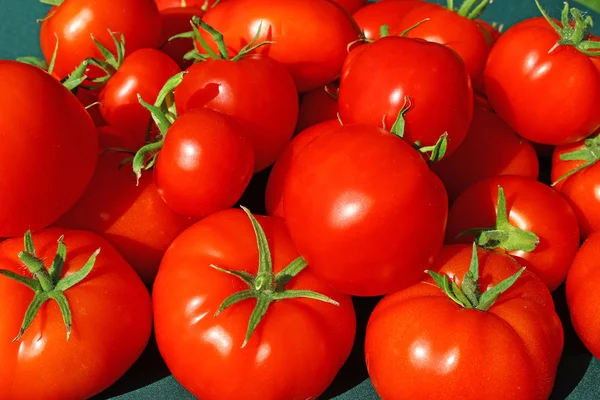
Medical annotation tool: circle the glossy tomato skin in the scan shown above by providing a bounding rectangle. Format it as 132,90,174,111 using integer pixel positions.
446,176,580,292
0,229,153,400
365,245,563,400
200,0,360,92
266,119,341,218
175,55,298,172
40,0,163,80
56,128,195,284
431,107,539,202
352,0,423,40
159,6,205,70
339,36,473,156
0,61,98,238
283,124,448,296
296,82,339,132
484,20,600,145
155,108,255,217
567,232,600,359
153,209,356,400
99,48,181,135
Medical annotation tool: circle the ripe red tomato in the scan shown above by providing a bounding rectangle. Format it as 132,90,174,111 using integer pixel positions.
352,0,424,40
446,175,580,292
365,244,563,400
99,48,181,135
154,108,255,217
40,0,163,80
175,54,298,172
0,229,152,400
153,208,356,400
484,10,600,145
283,123,448,296
265,119,341,218
567,231,600,359
339,36,473,156
0,61,98,238
296,83,339,132
159,6,205,69
200,0,360,92
56,128,195,284
431,107,539,201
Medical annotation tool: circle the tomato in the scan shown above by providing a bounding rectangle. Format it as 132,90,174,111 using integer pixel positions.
154,108,255,217
431,107,539,202
283,123,448,296
296,82,339,132
0,61,98,238
567,231,600,359
159,7,205,70
99,48,181,136
153,208,356,400
0,229,152,400
352,0,423,40
40,0,163,80
339,36,473,156
551,133,600,238
446,175,580,292
56,128,195,284
483,6,600,145
365,244,563,400
199,0,360,92
175,54,298,172
265,119,341,218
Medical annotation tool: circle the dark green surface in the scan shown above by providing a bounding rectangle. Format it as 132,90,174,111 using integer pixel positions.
2,0,600,399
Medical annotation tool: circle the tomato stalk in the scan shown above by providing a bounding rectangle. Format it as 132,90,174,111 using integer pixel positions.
84,30,127,88
458,185,540,253
0,232,100,341
449,0,492,20
211,207,339,348
574,0,600,14
40,0,63,5
553,133,600,185
427,243,525,311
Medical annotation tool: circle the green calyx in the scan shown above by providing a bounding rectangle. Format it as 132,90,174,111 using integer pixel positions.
536,0,600,56
212,207,339,348
553,133,600,185
0,231,100,342
458,185,540,253
82,30,126,89
132,71,187,183
448,0,491,19
427,243,525,311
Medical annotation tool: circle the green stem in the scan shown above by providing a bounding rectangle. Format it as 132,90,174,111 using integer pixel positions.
575,0,600,13
554,135,600,185
40,0,63,5
457,0,490,19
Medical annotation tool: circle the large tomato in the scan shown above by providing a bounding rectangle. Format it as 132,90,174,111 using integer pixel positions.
431,107,539,202
446,175,580,292
0,229,152,400
483,5,600,145
352,0,424,40
338,36,473,156
153,208,356,400
199,0,360,92
296,82,339,132
365,244,563,400
40,0,163,80
283,123,448,296
0,61,98,238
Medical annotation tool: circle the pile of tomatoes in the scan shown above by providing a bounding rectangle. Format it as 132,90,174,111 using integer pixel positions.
1,0,600,399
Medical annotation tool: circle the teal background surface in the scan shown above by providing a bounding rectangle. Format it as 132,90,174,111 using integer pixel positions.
1,0,600,399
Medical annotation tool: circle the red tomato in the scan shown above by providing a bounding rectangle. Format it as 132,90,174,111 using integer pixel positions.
446,176,580,292
339,36,473,156
567,231,600,359
40,0,163,80
200,0,360,92
0,229,152,400
0,61,98,238
175,54,298,172
155,108,255,217
283,123,448,296
153,208,356,400
265,119,341,218
365,244,563,400
431,108,539,201
296,82,339,132
99,48,181,135
483,12,600,145
159,6,205,70
352,0,424,40
56,128,195,284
